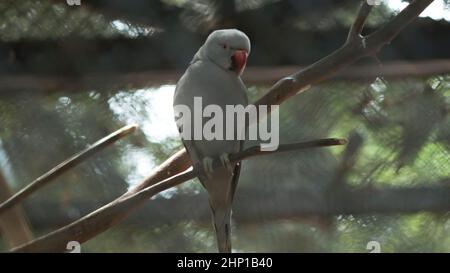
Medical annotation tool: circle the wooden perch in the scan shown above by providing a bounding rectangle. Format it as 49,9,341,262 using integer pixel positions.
256,0,435,107
0,124,138,216
9,0,435,252
11,138,346,252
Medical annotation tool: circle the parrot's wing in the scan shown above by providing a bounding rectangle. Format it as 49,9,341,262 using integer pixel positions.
230,83,248,202
182,139,208,189
173,69,203,167
230,161,241,202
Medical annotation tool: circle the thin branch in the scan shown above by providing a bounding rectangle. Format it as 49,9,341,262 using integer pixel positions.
347,1,373,42
10,0,434,252
230,138,347,161
11,138,346,252
0,124,138,216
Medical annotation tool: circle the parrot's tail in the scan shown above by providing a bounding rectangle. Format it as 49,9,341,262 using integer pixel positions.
211,206,232,253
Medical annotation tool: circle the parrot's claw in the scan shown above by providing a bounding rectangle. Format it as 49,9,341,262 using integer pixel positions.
201,157,214,179
220,153,234,172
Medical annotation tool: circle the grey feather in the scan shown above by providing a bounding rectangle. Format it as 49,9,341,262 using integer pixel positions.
173,29,250,253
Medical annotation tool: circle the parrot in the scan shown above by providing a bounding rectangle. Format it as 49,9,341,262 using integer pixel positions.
173,29,250,253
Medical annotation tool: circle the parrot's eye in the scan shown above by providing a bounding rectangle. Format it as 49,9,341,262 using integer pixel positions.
222,43,228,49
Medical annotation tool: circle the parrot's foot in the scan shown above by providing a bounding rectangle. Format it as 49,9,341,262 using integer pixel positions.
220,153,234,172
201,157,214,179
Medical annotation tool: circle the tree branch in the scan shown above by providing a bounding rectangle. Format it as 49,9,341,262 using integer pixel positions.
347,1,373,42
0,124,138,216
256,0,434,108
11,138,346,252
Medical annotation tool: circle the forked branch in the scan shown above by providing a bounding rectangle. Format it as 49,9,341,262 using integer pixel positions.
12,138,346,252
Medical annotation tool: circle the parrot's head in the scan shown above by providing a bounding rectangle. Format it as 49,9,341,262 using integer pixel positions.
201,29,250,76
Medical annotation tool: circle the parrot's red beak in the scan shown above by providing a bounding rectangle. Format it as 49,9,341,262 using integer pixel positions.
231,50,248,75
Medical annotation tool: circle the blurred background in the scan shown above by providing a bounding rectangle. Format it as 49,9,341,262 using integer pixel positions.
0,0,449,252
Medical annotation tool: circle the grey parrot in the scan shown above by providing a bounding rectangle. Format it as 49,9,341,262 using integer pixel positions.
173,29,250,253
